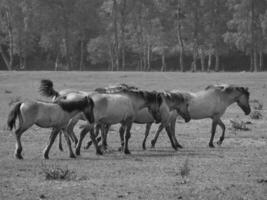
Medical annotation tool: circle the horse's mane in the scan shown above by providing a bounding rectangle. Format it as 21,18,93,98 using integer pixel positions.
120,88,163,105
161,91,186,103
205,84,250,97
95,83,138,94
55,96,93,113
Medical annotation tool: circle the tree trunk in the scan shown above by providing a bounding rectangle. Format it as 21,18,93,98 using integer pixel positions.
113,0,119,71
79,40,84,71
191,42,197,72
250,52,253,72
0,9,14,70
259,51,263,71
147,43,151,71
207,52,212,72
108,41,114,71
0,46,12,70
120,0,127,71
253,50,258,72
215,49,220,72
161,54,166,72
177,1,184,71
200,47,205,72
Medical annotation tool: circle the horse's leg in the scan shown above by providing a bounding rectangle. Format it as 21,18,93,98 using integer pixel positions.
124,122,133,154
14,127,28,159
58,131,63,152
102,124,111,150
75,125,91,156
170,118,183,149
89,125,103,155
100,124,107,150
142,123,152,150
216,119,226,145
67,119,79,145
209,120,218,148
62,129,76,158
165,125,178,150
84,123,101,149
43,128,60,159
151,123,164,148
118,124,125,151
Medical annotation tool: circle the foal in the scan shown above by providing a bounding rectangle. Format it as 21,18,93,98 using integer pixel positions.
7,95,95,159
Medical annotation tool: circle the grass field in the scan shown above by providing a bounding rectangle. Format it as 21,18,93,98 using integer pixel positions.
0,71,266,200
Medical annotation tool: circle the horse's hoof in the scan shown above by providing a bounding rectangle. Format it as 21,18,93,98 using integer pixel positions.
209,143,215,148
177,144,183,149
142,146,146,150
124,149,131,154
217,140,222,146
118,147,122,152
43,154,49,160
15,154,23,160
96,150,103,155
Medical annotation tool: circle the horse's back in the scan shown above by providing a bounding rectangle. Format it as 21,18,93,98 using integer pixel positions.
92,93,134,123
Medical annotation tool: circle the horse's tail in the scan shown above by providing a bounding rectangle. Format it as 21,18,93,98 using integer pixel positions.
7,102,22,130
39,79,59,98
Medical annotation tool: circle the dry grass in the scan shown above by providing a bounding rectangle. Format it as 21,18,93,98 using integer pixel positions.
180,158,190,184
250,110,263,120
40,162,76,181
229,119,251,131
250,99,263,110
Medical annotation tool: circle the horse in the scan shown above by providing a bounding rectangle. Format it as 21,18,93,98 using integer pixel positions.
149,84,251,148
7,94,95,159
85,91,191,151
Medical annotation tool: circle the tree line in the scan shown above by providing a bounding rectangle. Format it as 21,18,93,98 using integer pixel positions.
0,0,267,71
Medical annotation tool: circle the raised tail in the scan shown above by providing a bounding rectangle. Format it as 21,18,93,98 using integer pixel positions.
39,79,59,98
7,102,22,130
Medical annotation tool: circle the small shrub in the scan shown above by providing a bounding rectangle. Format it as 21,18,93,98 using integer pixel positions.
40,162,76,181
250,99,263,110
250,110,263,120
4,89,12,94
180,158,190,184
230,120,251,131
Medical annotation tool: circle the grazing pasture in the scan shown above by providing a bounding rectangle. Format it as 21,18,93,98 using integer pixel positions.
0,71,266,200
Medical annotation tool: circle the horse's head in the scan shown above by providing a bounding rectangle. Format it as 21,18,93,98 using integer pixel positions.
224,86,251,115
166,92,191,123
83,96,95,123
144,91,162,123
235,87,251,115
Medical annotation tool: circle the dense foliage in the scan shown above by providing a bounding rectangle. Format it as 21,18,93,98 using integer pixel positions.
0,0,267,71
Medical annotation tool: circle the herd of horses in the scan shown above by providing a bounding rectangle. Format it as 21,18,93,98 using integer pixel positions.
7,79,251,160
